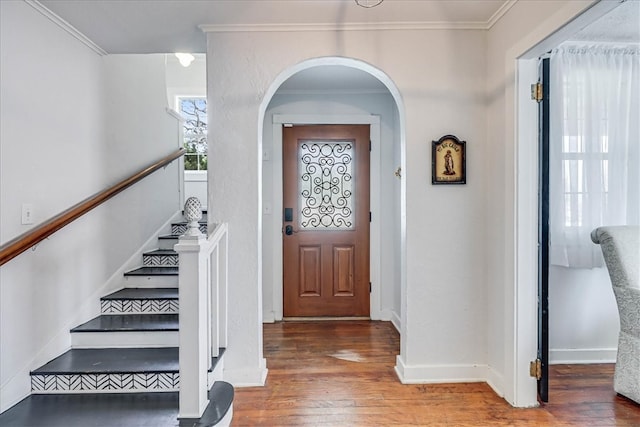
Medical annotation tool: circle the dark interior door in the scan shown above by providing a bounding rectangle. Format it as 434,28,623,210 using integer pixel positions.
537,57,551,402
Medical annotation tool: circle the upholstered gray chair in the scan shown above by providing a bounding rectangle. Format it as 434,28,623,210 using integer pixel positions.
591,226,640,404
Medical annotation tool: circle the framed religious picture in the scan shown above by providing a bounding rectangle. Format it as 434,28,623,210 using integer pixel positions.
432,135,466,184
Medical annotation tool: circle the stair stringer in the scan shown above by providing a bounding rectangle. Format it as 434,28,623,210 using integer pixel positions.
65,209,184,327
85,207,183,293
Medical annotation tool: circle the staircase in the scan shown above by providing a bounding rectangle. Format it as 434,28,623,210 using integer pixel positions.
2,213,233,426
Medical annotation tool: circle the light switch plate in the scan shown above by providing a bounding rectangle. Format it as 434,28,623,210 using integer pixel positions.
22,204,34,225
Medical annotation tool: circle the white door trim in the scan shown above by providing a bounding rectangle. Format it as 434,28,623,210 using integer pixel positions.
511,0,620,407
271,114,383,320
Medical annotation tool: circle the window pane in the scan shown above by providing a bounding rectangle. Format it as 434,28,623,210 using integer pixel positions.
564,194,573,227
563,159,584,193
298,141,354,230
179,97,207,171
564,193,584,227
562,135,584,153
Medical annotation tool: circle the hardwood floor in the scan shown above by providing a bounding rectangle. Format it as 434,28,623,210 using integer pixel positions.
232,321,639,426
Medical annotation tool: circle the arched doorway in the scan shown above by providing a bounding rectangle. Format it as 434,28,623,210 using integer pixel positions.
257,57,406,334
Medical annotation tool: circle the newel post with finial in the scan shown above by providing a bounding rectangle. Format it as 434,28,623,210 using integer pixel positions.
183,196,204,238
174,197,210,418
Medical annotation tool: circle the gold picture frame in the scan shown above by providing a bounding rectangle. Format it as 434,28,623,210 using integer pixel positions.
432,135,466,185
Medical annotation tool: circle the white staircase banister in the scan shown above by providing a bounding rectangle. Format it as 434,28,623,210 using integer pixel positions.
174,197,229,420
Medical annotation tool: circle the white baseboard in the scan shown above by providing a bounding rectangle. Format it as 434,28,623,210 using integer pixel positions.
0,371,31,414
394,355,488,384
390,311,401,333
224,358,268,387
262,311,276,323
549,348,617,364
486,366,505,398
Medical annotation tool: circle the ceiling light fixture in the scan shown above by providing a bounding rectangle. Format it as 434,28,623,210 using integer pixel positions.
174,53,195,67
355,0,383,8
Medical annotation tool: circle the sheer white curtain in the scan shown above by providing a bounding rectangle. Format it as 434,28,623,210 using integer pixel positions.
549,44,640,268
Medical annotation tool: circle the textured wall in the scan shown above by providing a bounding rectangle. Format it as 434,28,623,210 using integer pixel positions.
207,28,488,386
0,2,180,411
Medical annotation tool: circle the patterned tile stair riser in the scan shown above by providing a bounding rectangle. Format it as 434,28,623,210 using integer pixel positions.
143,254,179,267
101,299,179,314
31,373,179,393
171,223,207,235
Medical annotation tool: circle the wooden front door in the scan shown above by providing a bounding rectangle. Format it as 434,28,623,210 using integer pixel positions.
283,125,370,317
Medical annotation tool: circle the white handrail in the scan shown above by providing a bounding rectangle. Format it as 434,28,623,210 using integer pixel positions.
174,207,228,419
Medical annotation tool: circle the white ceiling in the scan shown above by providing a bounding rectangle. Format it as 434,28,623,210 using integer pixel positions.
38,0,512,54
570,0,640,43
35,0,639,94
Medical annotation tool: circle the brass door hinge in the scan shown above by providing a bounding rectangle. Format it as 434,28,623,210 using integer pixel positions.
531,83,543,103
529,359,542,380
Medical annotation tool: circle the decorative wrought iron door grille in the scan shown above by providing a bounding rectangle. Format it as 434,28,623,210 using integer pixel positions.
298,141,355,230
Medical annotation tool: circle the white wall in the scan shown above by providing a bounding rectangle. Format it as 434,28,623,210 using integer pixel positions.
166,54,206,106
165,54,208,208
261,93,401,324
549,266,619,363
207,28,488,387
184,171,208,209
102,53,183,256
0,2,181,412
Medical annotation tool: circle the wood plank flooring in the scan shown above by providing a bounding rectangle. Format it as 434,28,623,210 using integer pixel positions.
232,321,640,426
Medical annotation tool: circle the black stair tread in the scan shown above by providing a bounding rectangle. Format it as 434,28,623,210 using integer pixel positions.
158,234,179,240
0,392,181,427
124,266,178,276
179,381,234,427
173,219,207,226
102,288,178,300
0,383,233,427
31,348,179,375
143,249,178,256
71,314,178,332
181,210,207,217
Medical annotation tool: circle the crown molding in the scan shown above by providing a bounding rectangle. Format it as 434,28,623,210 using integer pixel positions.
25,0,108,56
486,0,518,29
201,20,493,34
200,0,519,34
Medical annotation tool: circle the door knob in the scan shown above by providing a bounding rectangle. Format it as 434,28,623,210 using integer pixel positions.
285,225,294,235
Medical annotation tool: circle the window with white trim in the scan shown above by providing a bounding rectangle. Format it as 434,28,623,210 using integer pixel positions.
549,44,639,268
178,97,207,171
